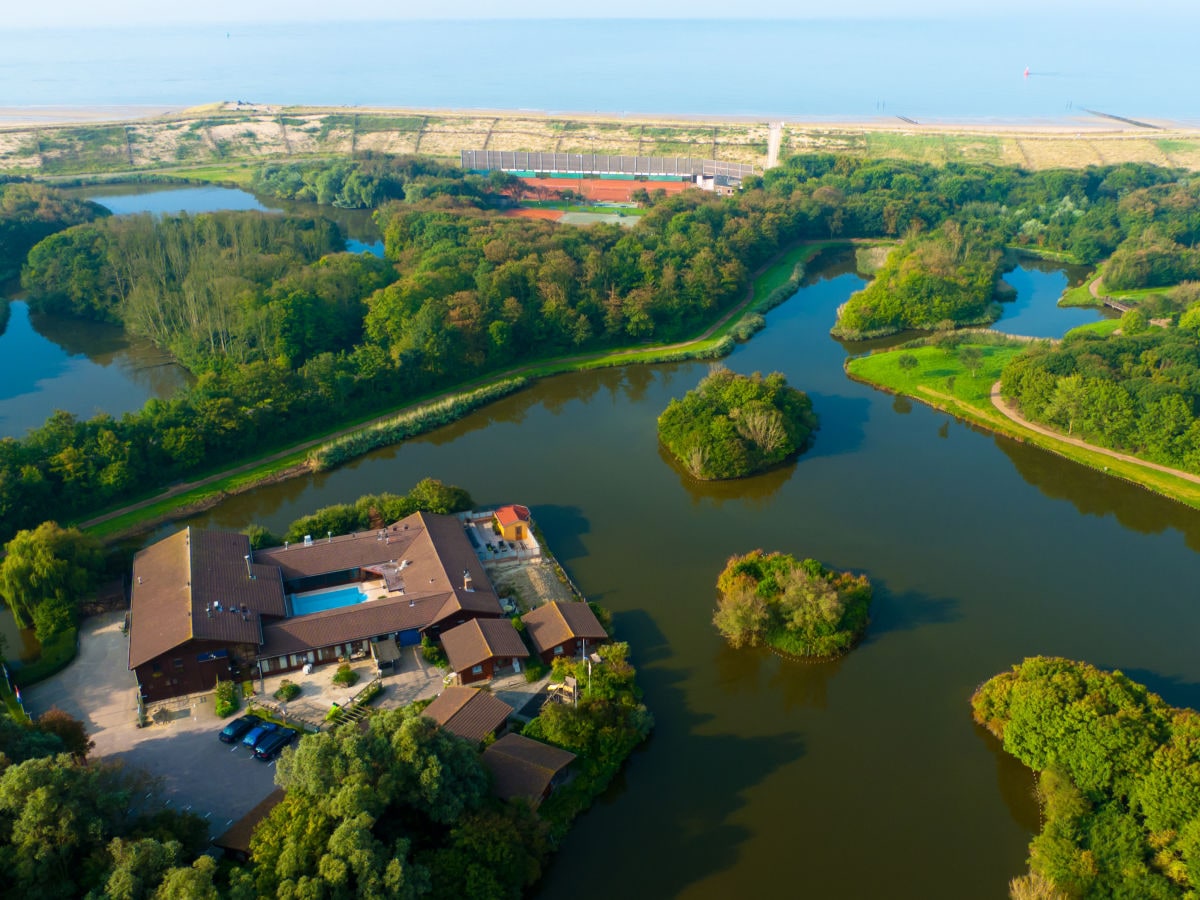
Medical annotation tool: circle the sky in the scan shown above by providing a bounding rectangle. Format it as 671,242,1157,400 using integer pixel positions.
10,0,1193,27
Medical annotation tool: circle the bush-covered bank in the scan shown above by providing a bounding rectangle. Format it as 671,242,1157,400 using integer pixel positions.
522,641,653,839
713,550,871,658
310,378,529,470
973,658,1200,899
657,367,818,480
0,181,107,283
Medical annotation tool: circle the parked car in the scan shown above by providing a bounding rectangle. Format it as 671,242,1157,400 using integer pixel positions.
218,714,262,743
241,721,278,748
254,728,299,761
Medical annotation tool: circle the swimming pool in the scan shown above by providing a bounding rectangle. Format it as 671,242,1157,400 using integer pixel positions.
290,585,367,616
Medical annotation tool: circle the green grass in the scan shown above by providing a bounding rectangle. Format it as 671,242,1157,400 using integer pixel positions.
1157,139,1199,154
165,163,257,186
12,628,78,687
1065,319,1122,338
847,340,1200,509
1059,278,1102,308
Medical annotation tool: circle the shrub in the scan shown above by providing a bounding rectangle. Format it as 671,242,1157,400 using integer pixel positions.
274,679,301,702
331,664,359,687
214,679,239,718
421,635,448,668
524,659,548,683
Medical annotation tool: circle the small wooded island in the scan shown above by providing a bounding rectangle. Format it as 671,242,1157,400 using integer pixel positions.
973,657,1200,900
713,551,871,658
657,368,818,480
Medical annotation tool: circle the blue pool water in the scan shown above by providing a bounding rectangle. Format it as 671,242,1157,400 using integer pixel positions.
290,585,366,616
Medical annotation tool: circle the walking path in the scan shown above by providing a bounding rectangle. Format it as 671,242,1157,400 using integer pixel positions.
767,121,783,169
989,381,1200,486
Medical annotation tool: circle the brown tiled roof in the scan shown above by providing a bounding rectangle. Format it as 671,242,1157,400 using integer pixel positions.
483,734,575,806
494,504,531,527
259,593,449,659
441,618,529,673
129,528,286,668
213,787,285,856
522,601,608,655
423,687,513,743
130,511,507,668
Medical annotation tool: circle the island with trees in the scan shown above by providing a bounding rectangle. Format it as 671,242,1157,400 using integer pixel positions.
713,550,871,658
657,367,818,480
973,657,1200,900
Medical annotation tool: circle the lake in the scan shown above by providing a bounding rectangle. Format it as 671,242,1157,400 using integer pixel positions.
0,300,189,439
0,184,388,439
170,250,1199,898
3,18,1200,123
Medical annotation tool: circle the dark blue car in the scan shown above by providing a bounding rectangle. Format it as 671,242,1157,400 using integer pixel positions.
254,728,299,761
218,714,262,743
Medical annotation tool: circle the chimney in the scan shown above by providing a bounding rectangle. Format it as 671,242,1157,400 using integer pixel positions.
244,554,255,580
304,535,313,547
463,569,473,592
327,531,332,543
206,603,213,619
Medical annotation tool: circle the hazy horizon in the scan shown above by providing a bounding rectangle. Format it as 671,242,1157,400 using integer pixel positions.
10,2,1198,28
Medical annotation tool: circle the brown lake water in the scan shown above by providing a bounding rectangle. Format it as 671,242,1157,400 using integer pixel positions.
169,251,1199,898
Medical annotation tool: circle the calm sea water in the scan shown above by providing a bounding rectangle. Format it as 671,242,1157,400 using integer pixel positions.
2,18,1197,122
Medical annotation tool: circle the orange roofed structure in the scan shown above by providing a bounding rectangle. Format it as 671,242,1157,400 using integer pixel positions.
493,504,531,542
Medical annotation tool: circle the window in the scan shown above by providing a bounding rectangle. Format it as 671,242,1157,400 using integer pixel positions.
471,665,484,675
553,645,564,655
172,658,184,670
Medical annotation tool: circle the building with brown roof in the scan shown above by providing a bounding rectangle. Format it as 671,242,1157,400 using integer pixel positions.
493,504,531,542
521,601,609,665
129,510,506,702
423,686,513,743
482,733,576,808
212,788,285,862
441,618,530,685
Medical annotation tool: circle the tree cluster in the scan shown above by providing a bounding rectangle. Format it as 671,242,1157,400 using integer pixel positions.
246,706,549,900
657,367,818,479
520,641,653,837
0,711,212,899
1001,324,1200,473
713,550,872,658
973,657,1200,899
0,182,105,284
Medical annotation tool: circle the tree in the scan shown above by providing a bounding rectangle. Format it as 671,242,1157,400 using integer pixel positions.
958,345,984,378
35,707,93,760
0,521,103,630
897,353,919,373
712,576,769,648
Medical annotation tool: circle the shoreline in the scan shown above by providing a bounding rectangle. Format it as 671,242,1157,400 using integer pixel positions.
1,102,1197,135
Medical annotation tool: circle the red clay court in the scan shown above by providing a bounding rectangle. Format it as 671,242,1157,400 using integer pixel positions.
515,176,698,203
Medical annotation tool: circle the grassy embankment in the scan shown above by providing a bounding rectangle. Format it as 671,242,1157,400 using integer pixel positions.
846,336,1200,509
81,241,833,541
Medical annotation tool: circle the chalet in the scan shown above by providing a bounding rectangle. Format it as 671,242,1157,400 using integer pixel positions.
482,733,576,808
128,510,505,703
422,686,513,743
521,600,608,665
440,618,529,685
212,787,285,862
493,504,531,542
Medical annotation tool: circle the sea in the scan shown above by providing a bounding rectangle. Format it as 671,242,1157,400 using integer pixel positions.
1,17,1198,123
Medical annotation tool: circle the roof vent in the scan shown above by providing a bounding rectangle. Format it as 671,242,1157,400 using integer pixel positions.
304,535,313,547
327,531,333,543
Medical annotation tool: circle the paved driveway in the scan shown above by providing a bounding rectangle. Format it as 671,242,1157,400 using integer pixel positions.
23,611,277,837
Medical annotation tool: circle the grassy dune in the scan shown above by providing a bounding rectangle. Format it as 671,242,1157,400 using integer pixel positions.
5,105,1200,177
